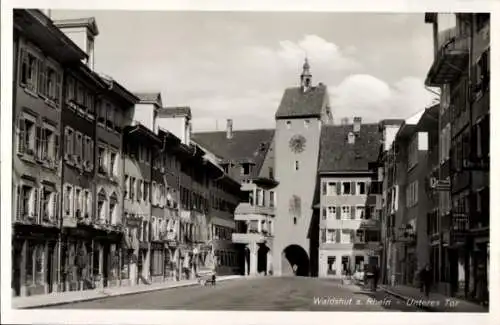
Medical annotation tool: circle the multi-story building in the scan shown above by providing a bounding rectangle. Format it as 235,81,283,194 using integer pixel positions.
12,9,87,297
316,118,382,278
122,123,159,285
425,13,490,303
377,119,404,285
193,123,276,276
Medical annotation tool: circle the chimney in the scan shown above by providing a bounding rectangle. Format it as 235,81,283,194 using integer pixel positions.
341,117,349,125
53,17,99,70
353,117,362,133
226,119,233,139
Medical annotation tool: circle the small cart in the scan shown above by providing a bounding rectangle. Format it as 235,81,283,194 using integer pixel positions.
197,270,216,286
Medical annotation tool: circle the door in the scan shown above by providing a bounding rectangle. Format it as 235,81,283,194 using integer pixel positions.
137,250,143,284
47,242,55,293
103,244,109,288
12,240,22,296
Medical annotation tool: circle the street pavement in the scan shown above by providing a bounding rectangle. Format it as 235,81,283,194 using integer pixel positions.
43,276,425,311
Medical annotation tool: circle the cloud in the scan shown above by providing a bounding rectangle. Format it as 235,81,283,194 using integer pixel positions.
252,34,361,73
329,74,437,122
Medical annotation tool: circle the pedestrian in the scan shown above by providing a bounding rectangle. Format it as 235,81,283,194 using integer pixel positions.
420,264,432,298
373,265,380,291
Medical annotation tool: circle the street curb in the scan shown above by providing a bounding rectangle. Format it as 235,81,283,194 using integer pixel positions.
380,287,434,312
16,276,242,309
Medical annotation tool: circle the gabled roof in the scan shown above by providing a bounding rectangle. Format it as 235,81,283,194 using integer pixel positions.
275,84,327,119
192,129,275,177
318,123,381,173
135,92,163,106
157,107,192,119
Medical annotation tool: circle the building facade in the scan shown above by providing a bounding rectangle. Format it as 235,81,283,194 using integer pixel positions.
316,119,382,278
425,13,490,304
12,9,88,297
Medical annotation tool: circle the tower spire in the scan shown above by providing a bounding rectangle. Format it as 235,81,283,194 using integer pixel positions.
300,57,312,92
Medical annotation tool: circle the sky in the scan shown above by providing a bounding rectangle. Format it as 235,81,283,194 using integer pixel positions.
51,10,437,132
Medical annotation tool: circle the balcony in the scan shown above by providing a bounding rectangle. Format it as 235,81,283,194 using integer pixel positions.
234,202,275,217
232,230,270,244
426,27,469,86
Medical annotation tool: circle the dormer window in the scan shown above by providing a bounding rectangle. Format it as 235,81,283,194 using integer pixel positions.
241,163,251,176
348,132,355,144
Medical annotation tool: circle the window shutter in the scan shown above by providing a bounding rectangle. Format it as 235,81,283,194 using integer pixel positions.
335,230,341,243
18,118,25,154
38,185,45,222
86,193,93,219
322,182,326,195
351,205,356,219
38,62,46,96
29,188,38,217
136,180,141,202
350,229,355,243
351,181,356,195
336,206,341,220
55,72,62,105
322,207,326,220
336,182,341,195
16,186,22,221
48,191,55,220
115,155,120,177
35,126,41,159
89,141,94,169
63,187,70,215
321,229,326,243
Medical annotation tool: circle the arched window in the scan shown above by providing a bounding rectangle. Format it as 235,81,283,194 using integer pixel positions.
97,188,107,223
109,192,118,224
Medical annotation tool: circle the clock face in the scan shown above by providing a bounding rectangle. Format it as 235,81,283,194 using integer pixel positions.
289,134,306,153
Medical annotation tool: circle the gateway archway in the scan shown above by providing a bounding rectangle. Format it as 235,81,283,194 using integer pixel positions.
282,245,309,276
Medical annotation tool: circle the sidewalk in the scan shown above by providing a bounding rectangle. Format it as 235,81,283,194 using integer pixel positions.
12,275,243,309
381,285,488,313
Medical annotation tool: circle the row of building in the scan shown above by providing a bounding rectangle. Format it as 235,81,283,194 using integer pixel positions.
378,13,490,305
12,9,244,297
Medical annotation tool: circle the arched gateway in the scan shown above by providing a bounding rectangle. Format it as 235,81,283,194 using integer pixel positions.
282,245,309,276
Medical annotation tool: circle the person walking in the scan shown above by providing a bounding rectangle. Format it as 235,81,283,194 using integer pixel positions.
419,264,432,298
373,265,380,292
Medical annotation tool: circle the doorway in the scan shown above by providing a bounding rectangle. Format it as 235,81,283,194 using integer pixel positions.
103,244,109,288
47,242,55,293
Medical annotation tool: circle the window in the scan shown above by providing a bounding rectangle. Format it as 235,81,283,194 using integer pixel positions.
76,83,85,107
341,230,352,244
86,92,95,117
106,104,114,129
19,49,38,92
327,256,337,275
326,229,336,243
269,191,275,208
357,182,366,195
355,230,365,243
63,184,73,217
44,66,61,105
38,125,57,164
109,194,117,224
137,180,143,202
98,146,106,174
74,187,82,219
257,189,264,206
342,182,351,195
341,206,350,219
356,206,365,219
295,160,299,171
327,206,336,219
241,163,251,176
406,181,419,207
130,178,137,201
17,114,36,156
97,190,107,222
64,127,74,161
269,167,274,179
110,151,118,178
326,182,336,196
17,184,37,221
143,181,149,202
286,121,291,129
304,120,310,128
39,186,56,222
75,132,83,165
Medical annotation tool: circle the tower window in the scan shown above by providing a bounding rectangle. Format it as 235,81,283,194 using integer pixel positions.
304,120,310,128
293,217,297,225
295,160,299,171
286,121,291,129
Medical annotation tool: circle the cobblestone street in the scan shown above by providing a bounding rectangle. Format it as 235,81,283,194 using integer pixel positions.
44,277,424,311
